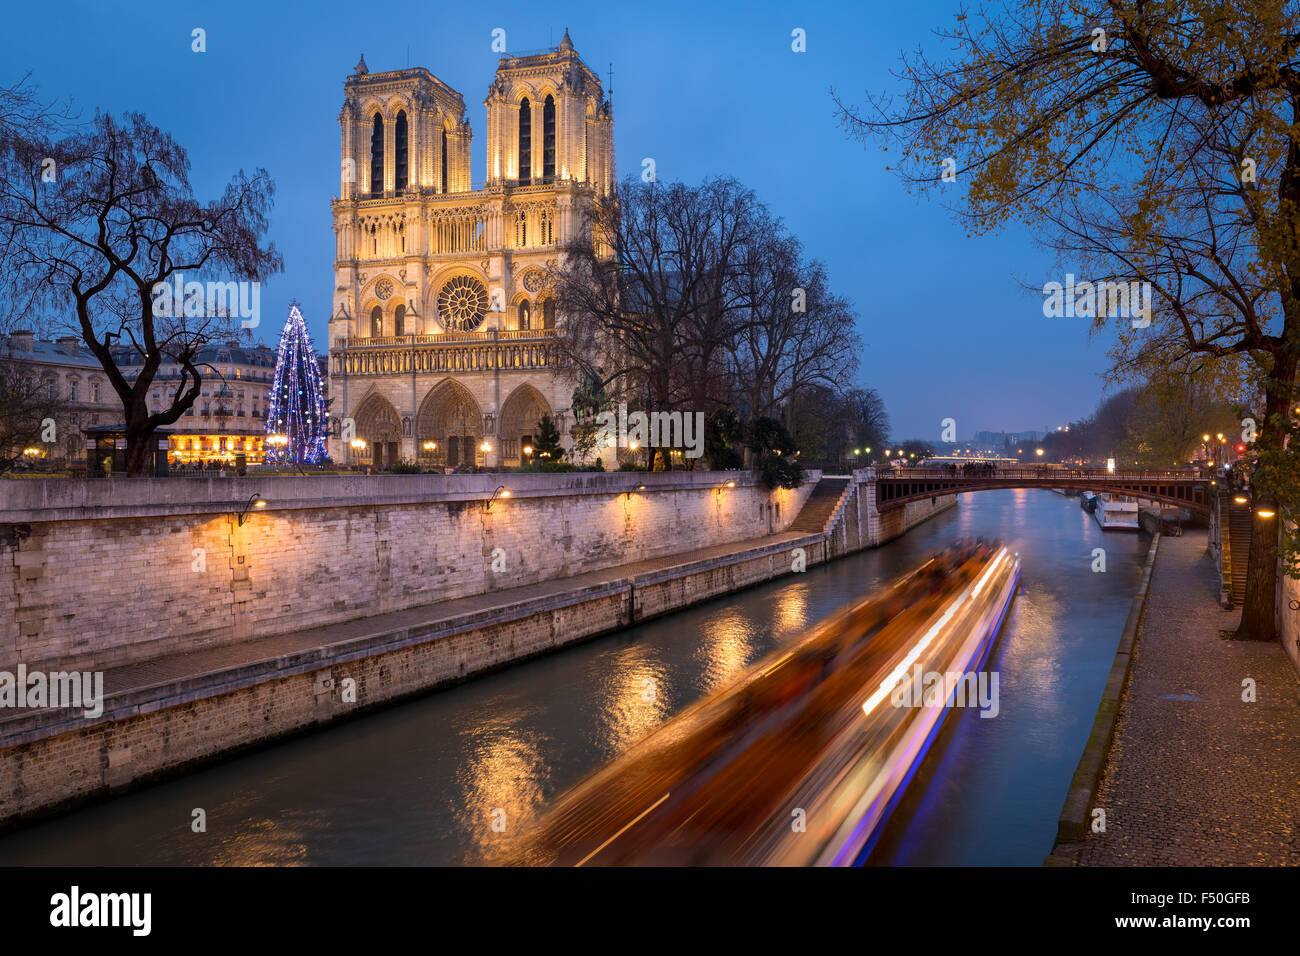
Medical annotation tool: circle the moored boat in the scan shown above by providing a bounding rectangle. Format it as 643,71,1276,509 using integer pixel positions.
1093,493,1140,530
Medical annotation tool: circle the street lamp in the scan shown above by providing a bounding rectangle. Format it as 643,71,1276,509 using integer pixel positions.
1035,448,1044,457
236,493,267,527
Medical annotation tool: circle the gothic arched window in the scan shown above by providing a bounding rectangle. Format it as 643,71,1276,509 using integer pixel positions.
394,111,408,193
543,95,556,181
441,129,448,193
515,210,527,248
371,305,383,338
518,299,531,331
394,303,406,337
542,299,555,329
370,114,384,197
518,98,532,183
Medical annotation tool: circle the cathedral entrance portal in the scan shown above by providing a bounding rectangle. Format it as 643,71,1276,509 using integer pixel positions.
416,380,483,470
499,384,552,466
354,393,402,469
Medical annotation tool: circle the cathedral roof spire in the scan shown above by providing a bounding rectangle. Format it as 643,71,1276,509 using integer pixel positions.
558,28,574,52
354,54,368,76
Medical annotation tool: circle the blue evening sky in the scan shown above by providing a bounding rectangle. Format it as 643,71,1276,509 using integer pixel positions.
2,0,1118,440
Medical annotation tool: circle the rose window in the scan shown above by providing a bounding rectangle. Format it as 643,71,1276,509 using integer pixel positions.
375,278,394,300
438,275,489,331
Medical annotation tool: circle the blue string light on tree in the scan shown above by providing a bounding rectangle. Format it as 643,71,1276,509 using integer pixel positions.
265,302,327,464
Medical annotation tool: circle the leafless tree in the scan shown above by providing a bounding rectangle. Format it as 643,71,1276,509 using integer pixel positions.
0,106,281,474
554,175,862,469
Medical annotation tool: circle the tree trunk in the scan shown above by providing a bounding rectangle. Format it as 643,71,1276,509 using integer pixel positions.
1236,504,1279,641
1234,360,1295,641
124,404,155,477
125,433,153,476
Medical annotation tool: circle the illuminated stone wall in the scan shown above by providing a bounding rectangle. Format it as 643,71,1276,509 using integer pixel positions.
0,472,815,672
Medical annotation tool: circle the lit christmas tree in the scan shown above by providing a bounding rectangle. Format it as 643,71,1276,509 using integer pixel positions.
265,303,327,464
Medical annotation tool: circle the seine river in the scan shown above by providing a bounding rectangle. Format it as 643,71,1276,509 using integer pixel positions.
0,489,1149,866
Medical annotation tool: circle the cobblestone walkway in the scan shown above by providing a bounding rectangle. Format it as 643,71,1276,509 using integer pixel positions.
1078,531,1300,865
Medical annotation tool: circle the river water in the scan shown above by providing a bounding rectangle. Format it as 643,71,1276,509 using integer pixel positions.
0,489,1149,866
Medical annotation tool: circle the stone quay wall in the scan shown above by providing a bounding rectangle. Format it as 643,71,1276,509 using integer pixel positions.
0,471,817,672
0,470,960,830
0,533,848,829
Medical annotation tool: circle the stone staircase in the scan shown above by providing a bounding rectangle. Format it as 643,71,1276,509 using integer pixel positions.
788,477,851,535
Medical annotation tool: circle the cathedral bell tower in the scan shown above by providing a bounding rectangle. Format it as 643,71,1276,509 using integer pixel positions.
482,28,615,195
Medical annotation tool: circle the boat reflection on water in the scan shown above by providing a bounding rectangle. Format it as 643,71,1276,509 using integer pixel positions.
500,539,1022,866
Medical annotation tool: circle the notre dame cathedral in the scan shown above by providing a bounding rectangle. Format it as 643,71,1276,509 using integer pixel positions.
326,30,615,467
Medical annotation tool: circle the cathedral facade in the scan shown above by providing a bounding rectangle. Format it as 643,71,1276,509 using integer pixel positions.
326,30,614,468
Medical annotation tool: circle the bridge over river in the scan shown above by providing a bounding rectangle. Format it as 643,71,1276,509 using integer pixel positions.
873,467,1213,516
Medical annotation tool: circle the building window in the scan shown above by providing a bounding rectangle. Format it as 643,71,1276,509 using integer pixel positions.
441,129,448,193
515,210,527,248
518,98,531,183
540,209,554,245
90,382,99,403
518,299,531,330
70,382,78,402
46,382,55,401
394,111,408,193
542,299,555,329
370,113,384,198
371,305,383,338
394,303,406,337
543,95,556,180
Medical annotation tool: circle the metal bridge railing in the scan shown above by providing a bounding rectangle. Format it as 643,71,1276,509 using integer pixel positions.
880,467,1205,481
